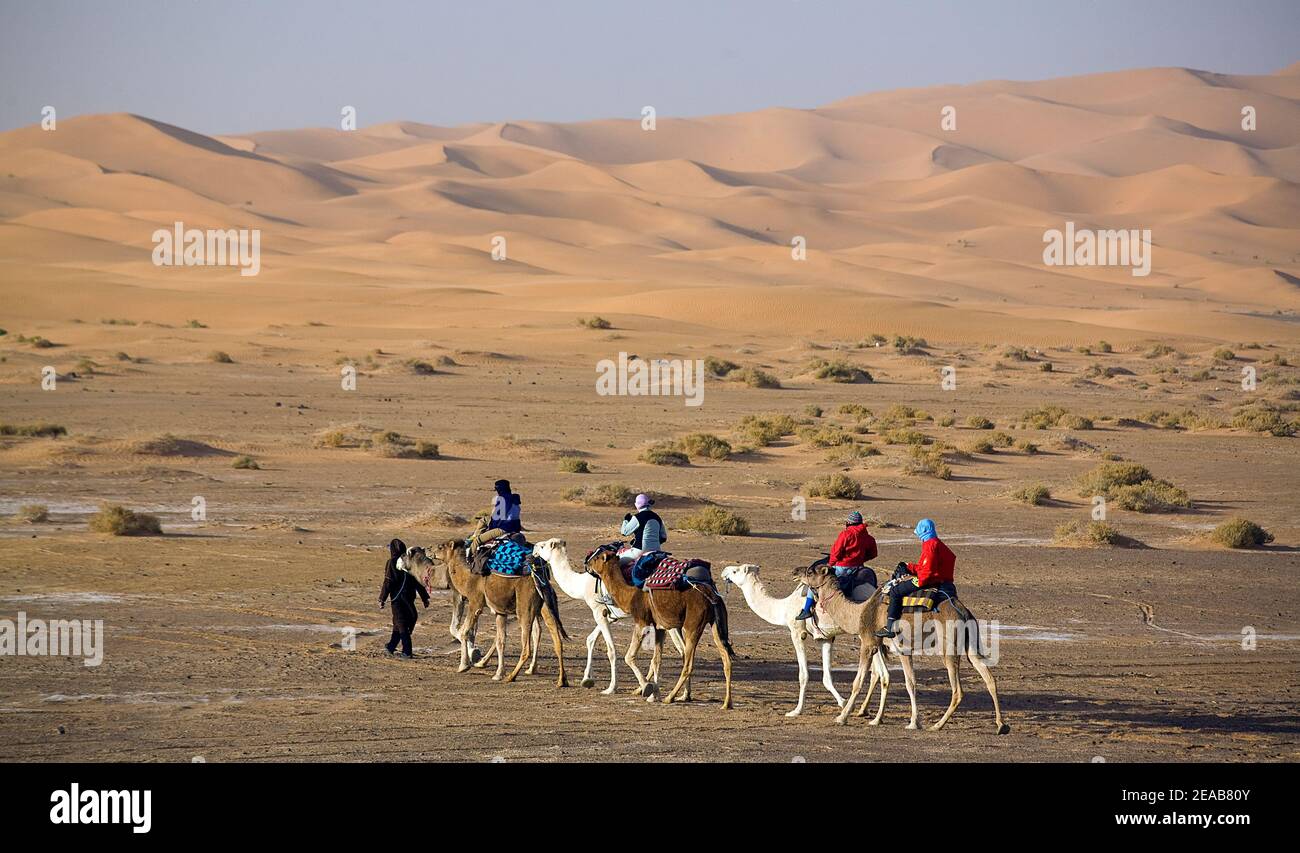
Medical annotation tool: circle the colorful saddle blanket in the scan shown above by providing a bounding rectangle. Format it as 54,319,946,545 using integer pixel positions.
645,557,712,591
900,581,957,612
487,538,533,576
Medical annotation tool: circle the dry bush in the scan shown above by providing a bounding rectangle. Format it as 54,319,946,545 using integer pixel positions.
679,506,750,536
1011,484,1051,506
578,316,612,329
1209,518,1274,549
557,456,590,473
904,446,952,479
89,504,162,536
563,484,635,506
19,504,49,523
232,456,260,470
808,358,872,383
803,473,864,499
1053,520,1127,547
0,423,67,438
640,443,690,466
678,433,732,460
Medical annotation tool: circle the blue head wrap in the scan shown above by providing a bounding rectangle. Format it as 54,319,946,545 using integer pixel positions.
914,518,937,542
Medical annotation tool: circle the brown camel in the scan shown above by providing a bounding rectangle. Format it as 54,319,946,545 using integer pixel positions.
411,542,569,687
585,550,735,709
794,564,1008,733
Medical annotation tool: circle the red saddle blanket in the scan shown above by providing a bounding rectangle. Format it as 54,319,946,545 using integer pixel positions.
645,557,710,590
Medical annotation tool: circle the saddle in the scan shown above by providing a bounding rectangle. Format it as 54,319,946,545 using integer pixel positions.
482,538,534,577
840,566,879,603
899,580,959,613
645,557,713,591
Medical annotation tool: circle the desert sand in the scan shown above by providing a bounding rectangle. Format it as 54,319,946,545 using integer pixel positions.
0,64,1298,761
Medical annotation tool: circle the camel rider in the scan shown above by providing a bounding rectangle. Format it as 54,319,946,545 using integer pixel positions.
469,479,522,551
621,493,667,574
797,510,878,621
876,518,955,638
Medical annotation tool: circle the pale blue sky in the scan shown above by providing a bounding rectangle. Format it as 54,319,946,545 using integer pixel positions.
1,0,1296,134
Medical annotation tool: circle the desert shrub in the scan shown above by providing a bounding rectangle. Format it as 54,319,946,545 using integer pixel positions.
679,433,732,460
557,456,590,473
704,356,740,377
1096,341,1114,353
733,367,781,388
883,426,935,447
565,483,635,506
185,319,207,329
876,404,931,429
578,316,612,329
1111,482,1191,512
232,456,260,470
1039,362,1053,372
964,437,995,454
1188,369,1213,381
19,504,49,523
1077,462,1154,495
937,414,956,427
804,404,823,418
892,335,928,354
737,413,798,446
208,351,234,364
1054,520,1123,547
990,432,1014,448
904,446,952,479
403,358,438,375
824,444,881,464
1212,347,1235,362
0,422,67,438
1019,405,1068,429
1015,439,1039,454
640,443,689,466
370,431,439,459
1209,518,1274,549
1002,346,1033,362
861,333,888,346
1145,344,1177,359
803,473,863,499
809,358,872,383
679,506,750,536
1011,484,1051,506
1231,405,1296,437
89,504,162,536
1059,414,1094,430
966,415,994,429
797,425,853,448
838,403,872,420
434,354,459,367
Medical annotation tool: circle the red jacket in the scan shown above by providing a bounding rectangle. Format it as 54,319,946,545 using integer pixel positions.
830,524,877,567
909,537,955,587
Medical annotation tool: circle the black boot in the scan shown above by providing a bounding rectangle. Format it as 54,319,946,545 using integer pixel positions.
874,619,900,639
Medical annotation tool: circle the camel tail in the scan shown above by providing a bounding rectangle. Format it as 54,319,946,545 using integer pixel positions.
532,561,569,640
711,591,737,658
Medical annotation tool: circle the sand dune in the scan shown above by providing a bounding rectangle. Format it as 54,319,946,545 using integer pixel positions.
0,65,1298,345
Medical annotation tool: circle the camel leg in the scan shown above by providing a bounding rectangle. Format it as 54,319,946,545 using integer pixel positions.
856,648,878,717
967,646,1010,734
504,604,533,683
898,652,919,729
491,613,508,681
539,601,567,688
868,650,891,725
668,628,690,701
526,618,540,675
597,615,618,695
456,603,484,672
622,624,650,696
581,622,601,689
647,628,665,702
786,625,810,717
930,652,963,731
663,629,698,705
712,622,734,710
820,639,845,707
835,639,870,725
856,647,890,718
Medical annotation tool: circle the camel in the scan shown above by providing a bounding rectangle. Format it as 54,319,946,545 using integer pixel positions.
417,546,486,667
721,563,888,717
411,541,569,687
794,563,1008,733
585,549,735,709
532,538,686,695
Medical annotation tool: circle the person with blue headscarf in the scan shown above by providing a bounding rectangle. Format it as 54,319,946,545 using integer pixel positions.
876,518,956,638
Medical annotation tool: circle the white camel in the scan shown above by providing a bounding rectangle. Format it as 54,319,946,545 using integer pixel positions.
532,538,685,697
721,563,889,719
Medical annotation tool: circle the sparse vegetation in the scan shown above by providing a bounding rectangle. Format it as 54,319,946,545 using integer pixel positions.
0,422,67,438
966,415,995,430
640,443,690,466
904,446,952,479
1231,404,1296,437
737,413,799,446
797,424,853,448
1209,518,1274,549
563,483,635,506
1212,347,1236,362
18,504,49,523
1077,462,1190,512
679,506,750,536
232,455,260,470
1054,519,1126,547
403,358,438,375
89,504,162,536
185,319,207,329
732,367,781,388
809,358,872,383
208,350,234,363
578,316,612,330
1011,484,1051,505
557,456,590,473
803,473,864,499
704,356,740,377
678,433,732,460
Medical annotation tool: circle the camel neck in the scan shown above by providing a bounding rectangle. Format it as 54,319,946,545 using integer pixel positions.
596,563,640,611
545,547,590,597
740,576,799,624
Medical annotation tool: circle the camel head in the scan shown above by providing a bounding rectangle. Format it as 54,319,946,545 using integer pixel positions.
584,549,620,581
403,546,448,590
532,538,567,567
792,561,835,591
720,564,760,586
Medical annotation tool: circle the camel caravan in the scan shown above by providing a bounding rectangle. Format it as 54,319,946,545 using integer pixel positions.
382,480,1009,734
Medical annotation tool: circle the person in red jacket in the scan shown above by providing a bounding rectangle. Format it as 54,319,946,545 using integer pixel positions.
796,511,878,620
876,518,955,638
